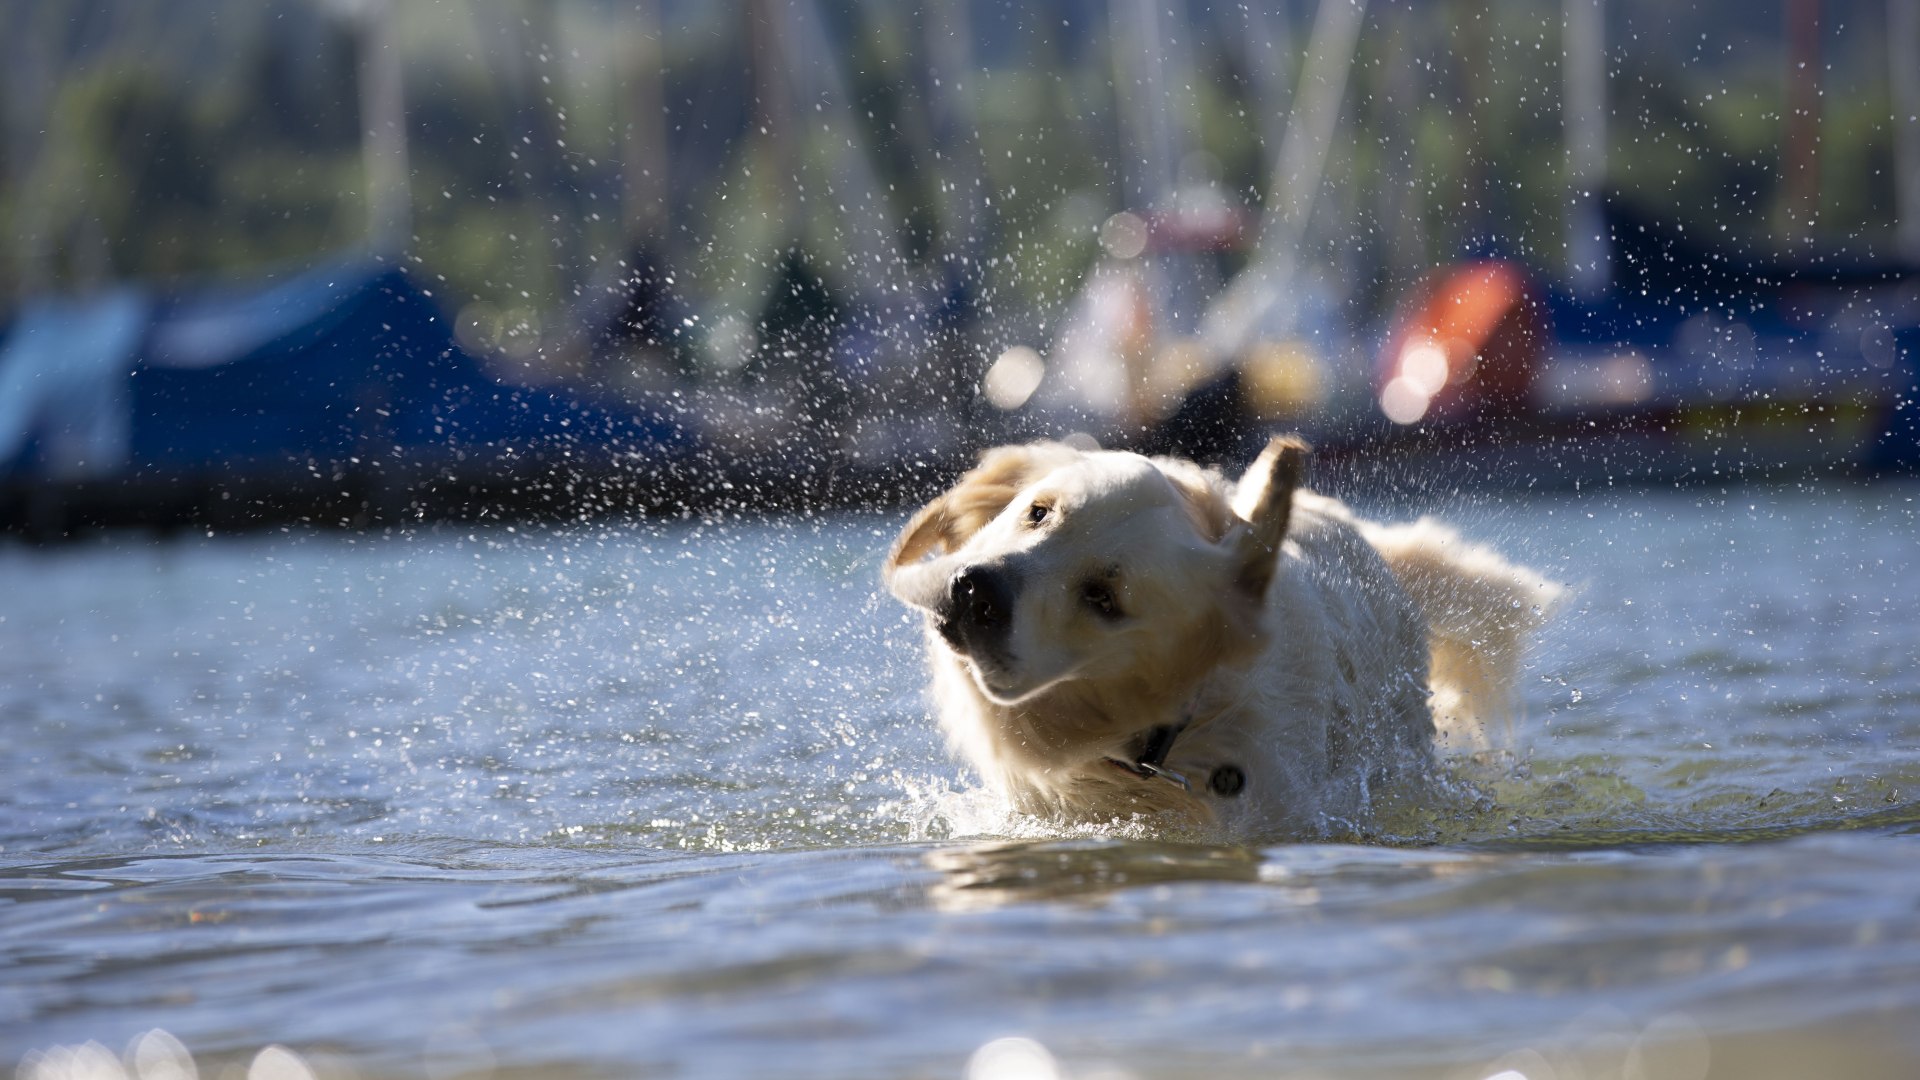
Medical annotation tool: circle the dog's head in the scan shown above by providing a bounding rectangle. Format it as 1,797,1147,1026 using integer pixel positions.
885,436,1309,705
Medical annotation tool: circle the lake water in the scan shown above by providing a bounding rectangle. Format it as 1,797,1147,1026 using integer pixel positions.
4,478,1920,1079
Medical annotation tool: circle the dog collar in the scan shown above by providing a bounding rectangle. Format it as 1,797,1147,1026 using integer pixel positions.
1105,717,1192,791
1104,707,1248,798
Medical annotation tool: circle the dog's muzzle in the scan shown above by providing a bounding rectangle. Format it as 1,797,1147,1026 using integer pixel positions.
936,564,1017,657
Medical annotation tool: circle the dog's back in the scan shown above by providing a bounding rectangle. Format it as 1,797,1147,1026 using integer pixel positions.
1197,492,1437,833
1196,491,1559,831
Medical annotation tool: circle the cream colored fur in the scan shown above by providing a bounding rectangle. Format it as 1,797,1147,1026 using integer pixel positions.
884,437,1561,838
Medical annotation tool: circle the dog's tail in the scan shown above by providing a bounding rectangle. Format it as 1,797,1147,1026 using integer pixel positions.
1359,517,1564,747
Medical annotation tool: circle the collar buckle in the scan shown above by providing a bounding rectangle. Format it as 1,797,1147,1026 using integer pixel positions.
1124,758,1191,791
1105,716,1193,791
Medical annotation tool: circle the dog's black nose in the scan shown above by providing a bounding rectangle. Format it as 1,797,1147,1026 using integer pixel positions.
939,564,1015,649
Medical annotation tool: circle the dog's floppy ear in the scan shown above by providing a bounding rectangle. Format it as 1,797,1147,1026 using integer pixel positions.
1152,455,1238,542
1228,435,1310,600
884,441,1083,606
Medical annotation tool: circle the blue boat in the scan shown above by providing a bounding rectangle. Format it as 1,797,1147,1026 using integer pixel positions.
0,260,696,534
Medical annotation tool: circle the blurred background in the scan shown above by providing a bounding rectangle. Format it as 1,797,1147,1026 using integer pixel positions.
3,0,1918,532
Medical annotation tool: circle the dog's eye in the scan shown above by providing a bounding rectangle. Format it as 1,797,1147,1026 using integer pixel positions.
1026,502,1051,526
1081,581,1121,620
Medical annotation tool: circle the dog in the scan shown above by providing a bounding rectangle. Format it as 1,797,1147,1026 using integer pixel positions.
883,436,1561,838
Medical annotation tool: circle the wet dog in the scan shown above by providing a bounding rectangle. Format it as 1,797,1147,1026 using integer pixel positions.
884,437,1560,837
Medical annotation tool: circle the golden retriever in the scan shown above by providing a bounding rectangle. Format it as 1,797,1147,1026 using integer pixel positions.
884,436,1561,837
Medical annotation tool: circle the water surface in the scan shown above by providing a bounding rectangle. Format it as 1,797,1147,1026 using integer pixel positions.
4,480,1919,1078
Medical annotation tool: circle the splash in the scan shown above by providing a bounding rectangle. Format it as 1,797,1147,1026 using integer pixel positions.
880,771,1226,847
